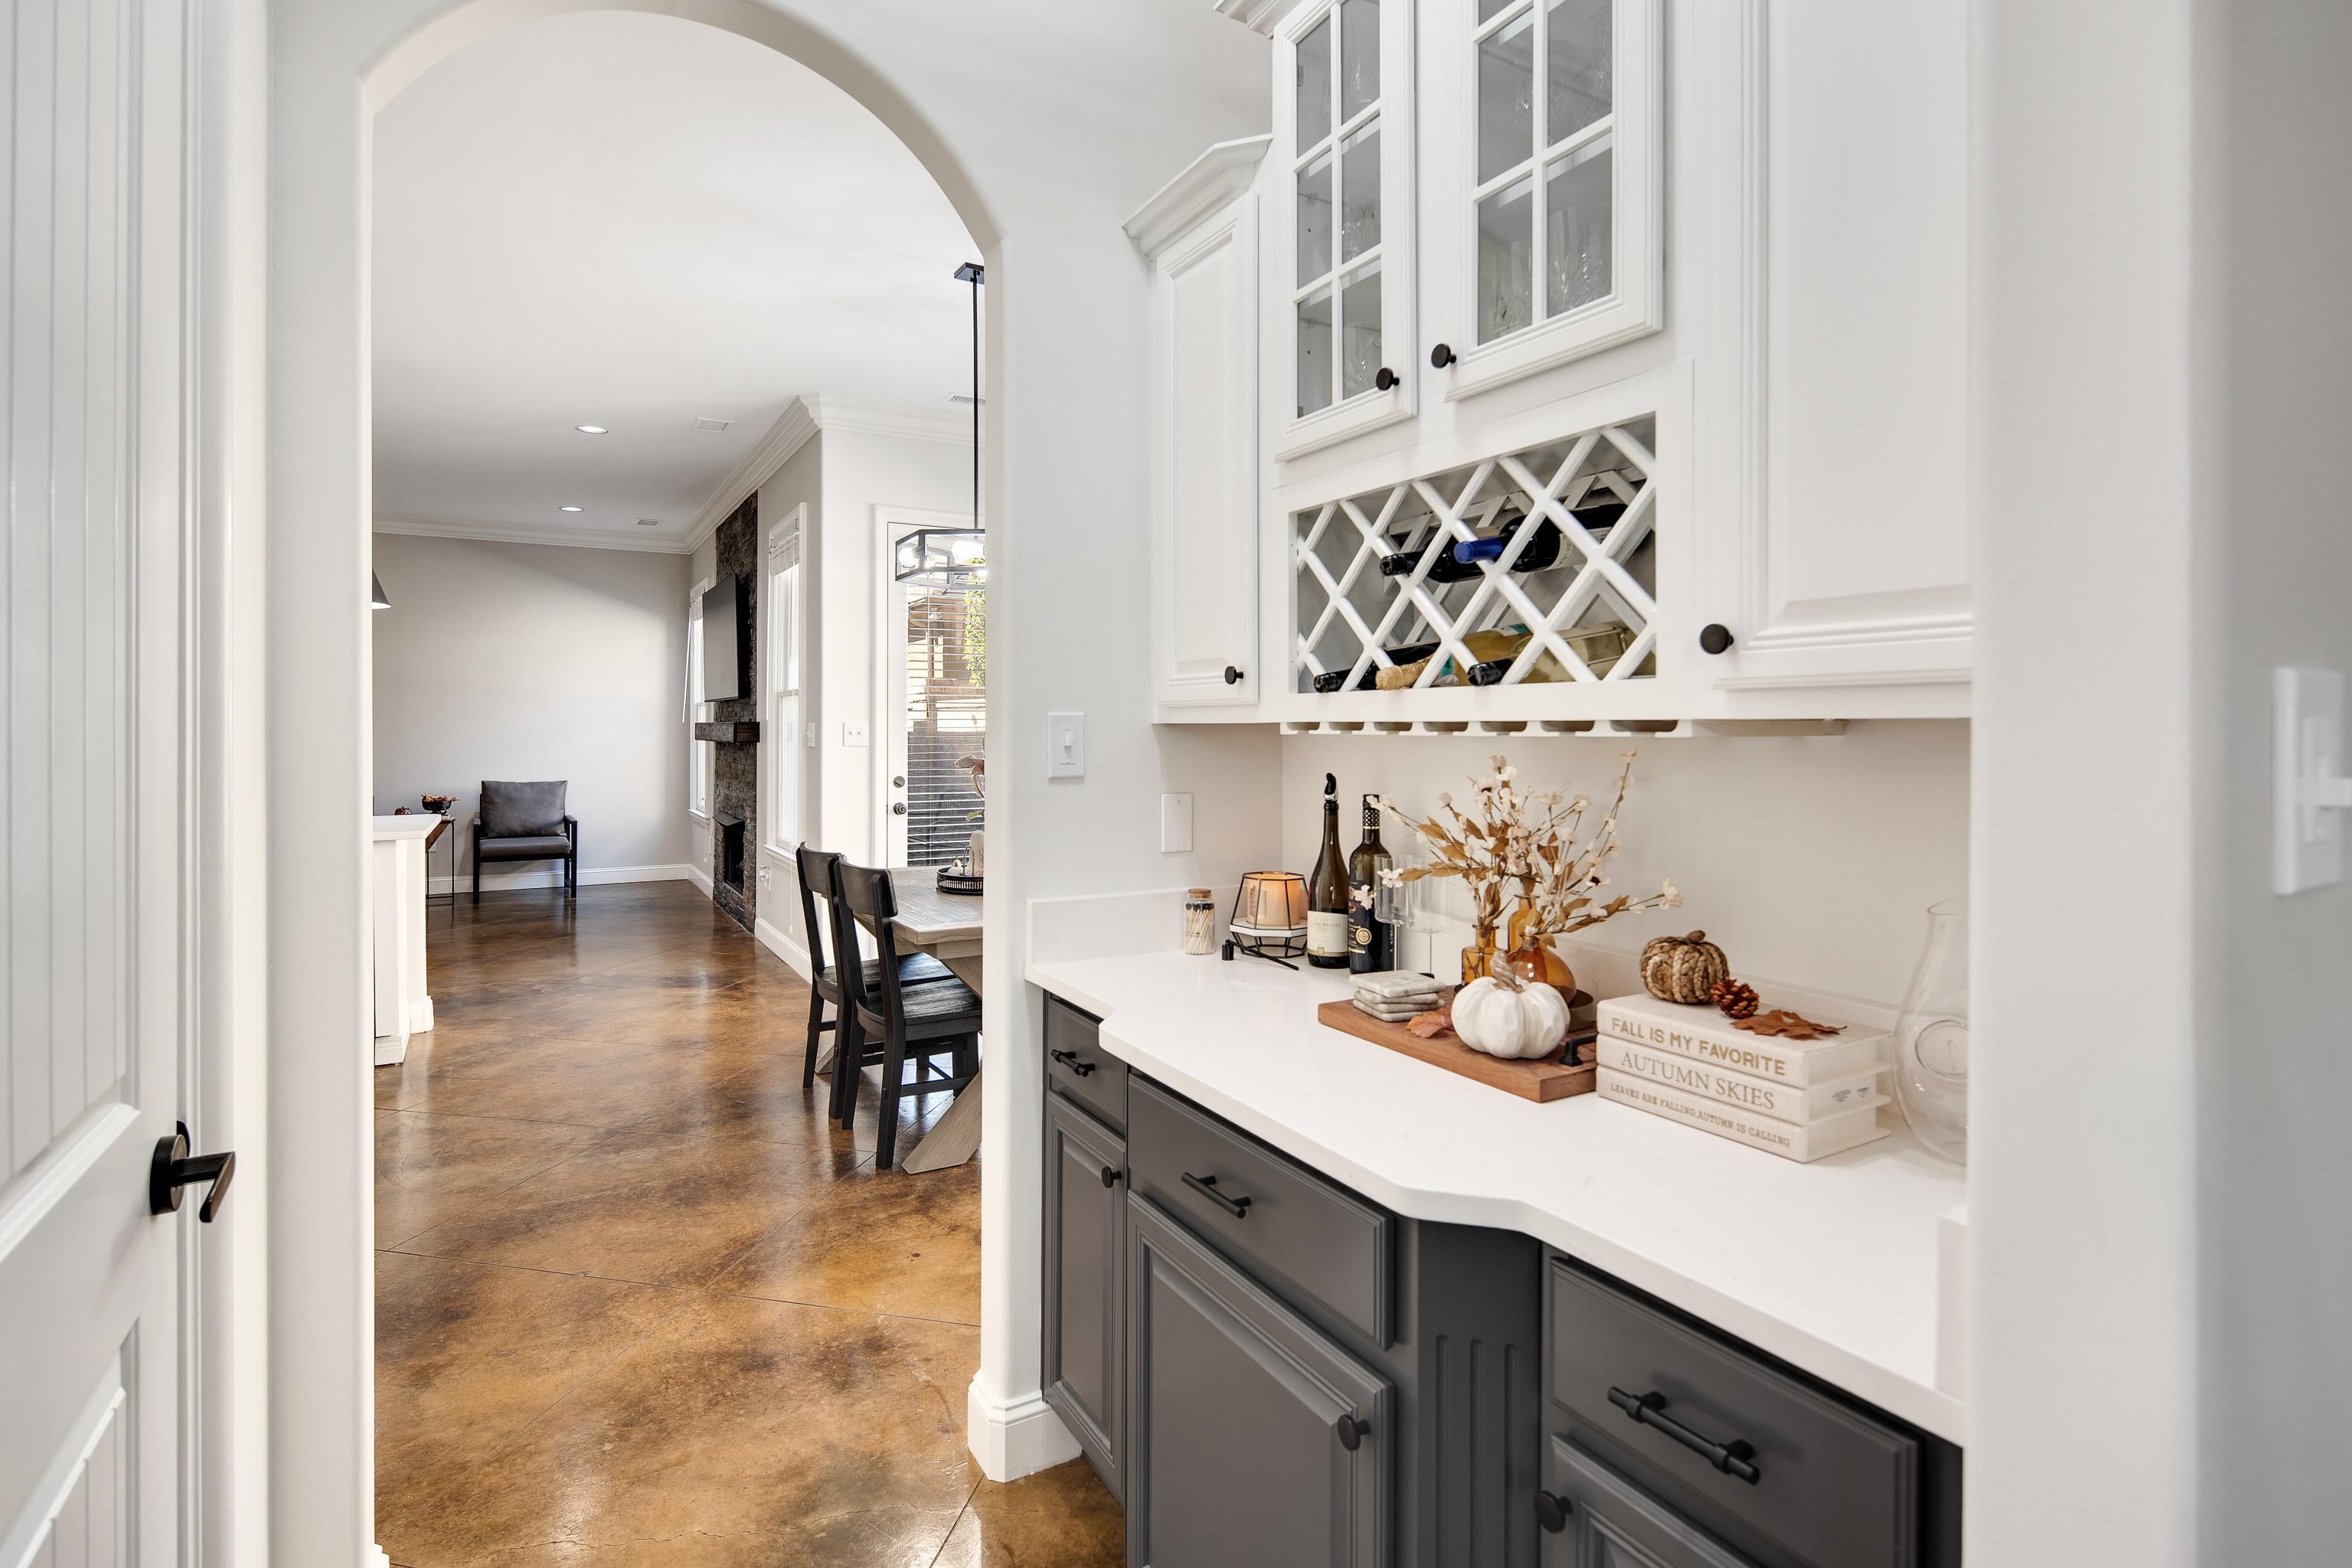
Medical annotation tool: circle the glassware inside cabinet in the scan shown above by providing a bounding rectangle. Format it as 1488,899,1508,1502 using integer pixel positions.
1472,0,1619,346
1291,0,1388,421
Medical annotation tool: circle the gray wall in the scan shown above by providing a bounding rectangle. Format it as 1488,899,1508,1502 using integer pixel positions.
2206,0,2352,1556
371,532,692,880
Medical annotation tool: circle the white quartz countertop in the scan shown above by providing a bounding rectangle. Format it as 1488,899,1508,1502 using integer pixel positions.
1025,949,1966,1442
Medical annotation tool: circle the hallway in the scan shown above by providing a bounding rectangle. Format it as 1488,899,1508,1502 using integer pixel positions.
372,881,1117,1566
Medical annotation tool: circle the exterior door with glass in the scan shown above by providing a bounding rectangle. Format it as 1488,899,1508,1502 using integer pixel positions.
881,514,987,869
1,1,214,1561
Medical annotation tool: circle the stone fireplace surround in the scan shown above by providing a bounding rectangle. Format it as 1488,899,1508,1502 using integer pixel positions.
707,493,759,933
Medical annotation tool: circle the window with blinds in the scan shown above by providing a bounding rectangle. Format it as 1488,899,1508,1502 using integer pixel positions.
900,585,986,867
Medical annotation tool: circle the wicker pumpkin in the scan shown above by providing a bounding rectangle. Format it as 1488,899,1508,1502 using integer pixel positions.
1641,931,1730,1004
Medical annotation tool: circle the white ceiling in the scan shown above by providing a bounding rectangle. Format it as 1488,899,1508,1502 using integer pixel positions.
371,10,977,549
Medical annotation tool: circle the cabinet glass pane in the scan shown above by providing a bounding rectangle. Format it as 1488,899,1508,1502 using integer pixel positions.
1546,0,1612,146
1298,284,1335,416
1297,149,1334,286
1296,15,1332,149
1340,0,1380,121
1544,140,1612,316
1477,0,1521,22
1339,122,1381,263
1476,174,1535,343
1339,261,1383,398
1476,11,1536,184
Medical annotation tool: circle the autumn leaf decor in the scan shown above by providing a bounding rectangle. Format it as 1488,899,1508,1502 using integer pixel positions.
1375,753,1681,1000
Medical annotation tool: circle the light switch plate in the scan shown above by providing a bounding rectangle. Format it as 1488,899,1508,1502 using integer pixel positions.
2274,666,2346,894
1161,792,1194,854
805,721,818,748
1046,711,1085,779
842,722,869,748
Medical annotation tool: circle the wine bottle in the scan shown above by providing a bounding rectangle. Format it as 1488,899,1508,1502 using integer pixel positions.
1306,773,1351,969
1377,512,1560,580
1346,795,1393,974
1311,640,1442,693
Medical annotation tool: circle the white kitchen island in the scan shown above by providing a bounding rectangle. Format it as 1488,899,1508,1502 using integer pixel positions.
371,813,443,1066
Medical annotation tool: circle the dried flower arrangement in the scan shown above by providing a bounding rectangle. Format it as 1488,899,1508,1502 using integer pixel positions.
1377,753,1681,987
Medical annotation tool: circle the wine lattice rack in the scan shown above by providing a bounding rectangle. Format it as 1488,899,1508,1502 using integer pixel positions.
1291,416,1661,699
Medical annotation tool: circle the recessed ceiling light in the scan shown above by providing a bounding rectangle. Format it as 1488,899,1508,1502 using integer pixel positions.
559,505,584,513
575,424,608,434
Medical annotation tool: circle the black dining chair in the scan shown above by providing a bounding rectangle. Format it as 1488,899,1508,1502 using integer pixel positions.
830,861,982,1169
795,844,954,1093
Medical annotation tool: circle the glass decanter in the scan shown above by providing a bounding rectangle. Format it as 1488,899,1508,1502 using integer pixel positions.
1892,897,1970,1164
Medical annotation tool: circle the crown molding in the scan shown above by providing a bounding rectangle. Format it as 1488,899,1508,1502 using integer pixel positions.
371,514,692,554
1213,0,1302,36
1125,134,1272,257
678,396,971,554
805,395,974,446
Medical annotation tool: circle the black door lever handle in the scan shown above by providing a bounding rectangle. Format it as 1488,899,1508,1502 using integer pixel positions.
151,1122,237,1223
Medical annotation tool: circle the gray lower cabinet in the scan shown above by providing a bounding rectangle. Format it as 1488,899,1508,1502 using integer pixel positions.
1044,1092,1127,1498
1125,1197,1392,1568
1537,1438,1759,1568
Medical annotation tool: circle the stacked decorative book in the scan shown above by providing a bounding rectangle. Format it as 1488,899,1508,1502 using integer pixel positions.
1592,993,1890,1162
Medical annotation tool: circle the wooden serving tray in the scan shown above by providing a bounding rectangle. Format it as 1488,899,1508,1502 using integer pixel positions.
1317,1001,1596,1103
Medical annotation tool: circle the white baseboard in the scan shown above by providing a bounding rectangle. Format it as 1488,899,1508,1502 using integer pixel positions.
686,864,714,897
966,1377,1079,1483
428,863,694,896
753,915,812,980
367,1546,391,1568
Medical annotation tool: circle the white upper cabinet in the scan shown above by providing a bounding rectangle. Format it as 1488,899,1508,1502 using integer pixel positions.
1426,0,1663,399
1130,139,1270,709
1152,0,1972,726
1272,0,1419,460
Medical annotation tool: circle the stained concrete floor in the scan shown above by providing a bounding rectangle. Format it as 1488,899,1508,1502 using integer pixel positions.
374,881,1120,1567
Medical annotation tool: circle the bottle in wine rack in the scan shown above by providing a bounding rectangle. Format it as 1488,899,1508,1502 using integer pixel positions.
1346,795,1393,974
1310,640,1442,693
1306,773,1351,969
1377,512,1562,580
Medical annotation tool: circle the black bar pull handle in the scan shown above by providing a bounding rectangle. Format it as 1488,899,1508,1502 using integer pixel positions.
1048,1048,1096,1077
1607,1387,1762,1484
1334,1413,1369,1452
1181,1171,1252,1218
150,1122,237,1223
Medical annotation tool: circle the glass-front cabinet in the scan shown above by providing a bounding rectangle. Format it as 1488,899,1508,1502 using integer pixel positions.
1269,0,1662,462
1442,0,1662,397
1275,0,1418,459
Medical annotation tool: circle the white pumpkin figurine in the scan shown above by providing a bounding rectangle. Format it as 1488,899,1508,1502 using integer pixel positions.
1452,971,1570,1060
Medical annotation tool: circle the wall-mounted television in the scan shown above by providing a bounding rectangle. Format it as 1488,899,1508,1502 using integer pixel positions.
701,573,747,702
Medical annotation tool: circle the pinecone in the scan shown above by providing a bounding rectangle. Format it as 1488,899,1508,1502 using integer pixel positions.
1711,978,1760,1020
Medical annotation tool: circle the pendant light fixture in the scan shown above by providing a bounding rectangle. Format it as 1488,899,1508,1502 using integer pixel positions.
894,261,988,592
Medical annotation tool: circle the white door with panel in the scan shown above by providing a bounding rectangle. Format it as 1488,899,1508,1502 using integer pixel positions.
882,514,987,868
1,2,215,1565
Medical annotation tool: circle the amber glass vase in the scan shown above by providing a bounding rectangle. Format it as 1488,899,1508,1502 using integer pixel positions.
1504,898,1575,990
1459,920,1501,985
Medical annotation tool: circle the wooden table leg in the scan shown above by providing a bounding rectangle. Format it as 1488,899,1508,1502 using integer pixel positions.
901,950,985,1172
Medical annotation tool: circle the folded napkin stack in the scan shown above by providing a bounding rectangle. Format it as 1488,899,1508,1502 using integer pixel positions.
1350,970,1447,1022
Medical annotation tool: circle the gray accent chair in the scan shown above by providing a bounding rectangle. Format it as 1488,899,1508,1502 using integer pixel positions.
472,779,577,902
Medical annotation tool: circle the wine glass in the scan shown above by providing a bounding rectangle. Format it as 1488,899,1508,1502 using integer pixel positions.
1892,897,1969,1163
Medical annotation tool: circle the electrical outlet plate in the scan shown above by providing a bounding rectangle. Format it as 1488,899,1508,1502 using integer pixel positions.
1046,711,1085,779
842,722,869,748
2274,666,2347,894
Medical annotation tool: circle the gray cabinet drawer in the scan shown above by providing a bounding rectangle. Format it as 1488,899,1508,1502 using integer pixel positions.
1547,1261,1919,1568
1129,1076,1393,1348
1046,994,1129,1133
1043,1093,1126,1499
1538,1436,1761,1568
1126,1197,1392,1568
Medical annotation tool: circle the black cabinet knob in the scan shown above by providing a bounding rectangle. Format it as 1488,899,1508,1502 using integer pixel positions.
1374,366,1398,391
1698,623,1736,655
1534,1490,1572,1534
1223,665,1244,685
1429,342,1456,368
1334,1414,1370,1452
1099,1165,1123,1189
150,1122,237,1223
